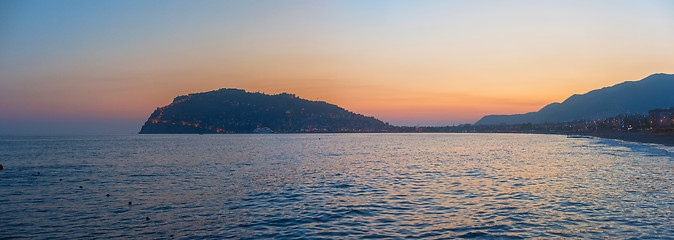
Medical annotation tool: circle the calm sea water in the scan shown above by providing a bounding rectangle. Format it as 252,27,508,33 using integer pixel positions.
0,133,672,239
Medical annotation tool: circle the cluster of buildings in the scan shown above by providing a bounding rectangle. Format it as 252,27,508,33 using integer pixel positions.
649,108,674,132
585,108,674,133
511,108,674,134
430,108,674,134
532,108,673,134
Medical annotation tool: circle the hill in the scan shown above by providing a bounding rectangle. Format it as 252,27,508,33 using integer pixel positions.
475,73,674,125
139,88,388,134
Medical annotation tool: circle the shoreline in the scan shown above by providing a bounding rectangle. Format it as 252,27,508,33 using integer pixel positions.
4,132,674,147
582,132,674,147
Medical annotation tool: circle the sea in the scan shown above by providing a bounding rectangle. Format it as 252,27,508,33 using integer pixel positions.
0,133,672,239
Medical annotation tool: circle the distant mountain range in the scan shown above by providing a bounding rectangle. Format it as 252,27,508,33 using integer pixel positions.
475,73,674,125
140,73,673,134
139,88,388,134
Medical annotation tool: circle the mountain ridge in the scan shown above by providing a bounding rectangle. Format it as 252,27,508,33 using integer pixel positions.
139,88,389,134
475,73,674,125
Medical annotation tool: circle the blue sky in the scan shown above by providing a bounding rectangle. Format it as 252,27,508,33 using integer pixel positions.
1,0,673,134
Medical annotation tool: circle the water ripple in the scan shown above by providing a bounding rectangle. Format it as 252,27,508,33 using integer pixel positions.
0,134,672,239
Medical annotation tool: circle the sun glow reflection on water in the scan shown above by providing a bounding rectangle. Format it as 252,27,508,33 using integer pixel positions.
0,133,672,239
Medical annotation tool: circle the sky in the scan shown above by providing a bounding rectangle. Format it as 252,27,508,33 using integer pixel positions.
1,0,673,134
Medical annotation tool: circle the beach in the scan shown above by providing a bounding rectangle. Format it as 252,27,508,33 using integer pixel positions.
585,131,674,147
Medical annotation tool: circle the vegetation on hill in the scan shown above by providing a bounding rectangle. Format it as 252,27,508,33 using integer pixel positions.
139,88,389,134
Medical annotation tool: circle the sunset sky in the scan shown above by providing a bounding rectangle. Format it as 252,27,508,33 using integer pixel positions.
1,0,673,134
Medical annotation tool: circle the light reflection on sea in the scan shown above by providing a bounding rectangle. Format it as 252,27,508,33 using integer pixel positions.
0,133,672,239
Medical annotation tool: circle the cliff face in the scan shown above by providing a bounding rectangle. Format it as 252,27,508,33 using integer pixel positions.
139,88,388,134
475,73,674,125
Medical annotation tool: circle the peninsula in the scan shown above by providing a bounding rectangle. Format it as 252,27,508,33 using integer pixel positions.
139,89,389,134
140,74,673,147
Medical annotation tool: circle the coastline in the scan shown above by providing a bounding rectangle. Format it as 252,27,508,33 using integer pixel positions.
583,132,674,147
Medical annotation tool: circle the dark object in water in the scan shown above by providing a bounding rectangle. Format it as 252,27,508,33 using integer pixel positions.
59,178,63,181
146,217,150,221
79,186,83,188
0,164,3,170
37,172,40,175
128,201,132,205
106,194,110,197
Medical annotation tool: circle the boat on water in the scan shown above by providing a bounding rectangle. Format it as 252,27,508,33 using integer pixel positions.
254,127,273,134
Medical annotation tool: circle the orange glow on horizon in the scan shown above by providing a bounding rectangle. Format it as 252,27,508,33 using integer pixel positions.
1,1,673,130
